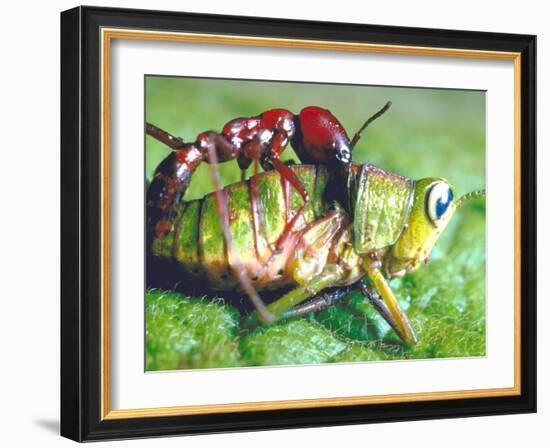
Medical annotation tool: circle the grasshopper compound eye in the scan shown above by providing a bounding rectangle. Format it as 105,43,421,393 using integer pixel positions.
426,181,454,223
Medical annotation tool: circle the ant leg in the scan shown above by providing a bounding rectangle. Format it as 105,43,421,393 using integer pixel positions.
197,131,240,162
245,129,312,282
270,159,311,244
148,124,274,323
147,127,245,242
240,138,280,261
146,123,185,149
244,211,347,327
241,134,306,282
260,133,311,252
237,154,252,182
146,124,205,243
250,161,310,282
204,142,274,324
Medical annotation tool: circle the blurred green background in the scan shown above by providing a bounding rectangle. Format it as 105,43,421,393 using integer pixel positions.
145,76,486,371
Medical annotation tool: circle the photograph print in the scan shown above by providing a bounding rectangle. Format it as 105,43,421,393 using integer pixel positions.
144,76,486,371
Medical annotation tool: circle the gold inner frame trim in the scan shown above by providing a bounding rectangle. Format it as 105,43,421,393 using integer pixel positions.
100,27,522,420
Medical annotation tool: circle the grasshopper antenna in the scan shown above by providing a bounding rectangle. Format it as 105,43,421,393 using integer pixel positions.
350,101,392,150
456,189,486,210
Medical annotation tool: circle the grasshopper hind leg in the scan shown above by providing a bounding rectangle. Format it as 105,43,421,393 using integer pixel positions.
241,265,345,330
281,285,353,319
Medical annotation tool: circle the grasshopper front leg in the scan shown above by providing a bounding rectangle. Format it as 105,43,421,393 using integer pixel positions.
363,265,417,345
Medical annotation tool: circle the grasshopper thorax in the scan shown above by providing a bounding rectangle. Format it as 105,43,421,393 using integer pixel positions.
349,164,458,279
351,164,415,256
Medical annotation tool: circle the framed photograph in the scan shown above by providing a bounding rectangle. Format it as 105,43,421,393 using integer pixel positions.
60,6,536,442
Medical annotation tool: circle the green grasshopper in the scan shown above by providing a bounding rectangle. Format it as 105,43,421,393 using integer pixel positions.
146,104,485,345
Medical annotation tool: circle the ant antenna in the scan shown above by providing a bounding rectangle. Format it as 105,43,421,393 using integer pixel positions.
350,101,392,150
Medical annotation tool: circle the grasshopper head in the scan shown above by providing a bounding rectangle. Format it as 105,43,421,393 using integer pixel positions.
354,170,484,346
385,177,458,277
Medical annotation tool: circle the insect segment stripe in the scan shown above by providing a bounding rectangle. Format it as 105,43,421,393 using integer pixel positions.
152,165,333,289
198,190,230,286
256,169,287,247
226,181,258,285
173,200,202,278
312,165,331,218
150,201,187,259
287,165,319,229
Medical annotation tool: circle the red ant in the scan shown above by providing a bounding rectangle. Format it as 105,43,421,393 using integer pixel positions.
146,102,392,255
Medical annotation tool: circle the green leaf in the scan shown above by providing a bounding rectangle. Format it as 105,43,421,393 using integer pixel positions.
146,290,242,370
240,319,347,366
331,343,401,363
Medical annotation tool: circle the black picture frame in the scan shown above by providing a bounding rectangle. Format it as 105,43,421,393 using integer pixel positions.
61,5,536,442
